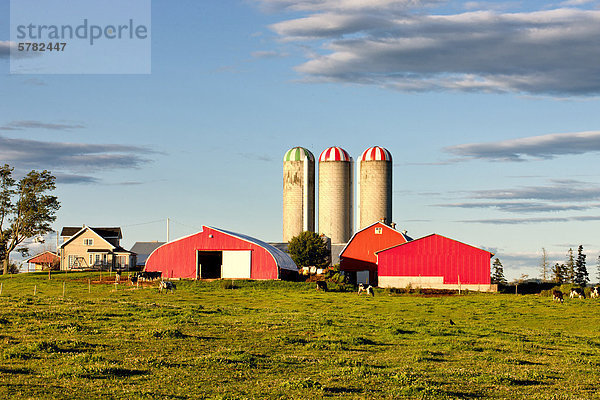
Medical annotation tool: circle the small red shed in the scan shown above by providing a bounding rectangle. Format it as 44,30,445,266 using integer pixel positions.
339,221,411,285
26,251,60,271
145,226,297,280
376,234,494,291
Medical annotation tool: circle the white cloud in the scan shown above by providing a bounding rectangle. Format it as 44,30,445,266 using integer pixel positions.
260,3,600,95
445,131,600,161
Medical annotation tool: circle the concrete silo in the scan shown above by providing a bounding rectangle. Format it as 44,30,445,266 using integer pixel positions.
283,147,315,242
318,147,353,244
358,146,392,230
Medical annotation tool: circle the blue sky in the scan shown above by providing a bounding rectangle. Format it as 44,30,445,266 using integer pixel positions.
2,0,600,280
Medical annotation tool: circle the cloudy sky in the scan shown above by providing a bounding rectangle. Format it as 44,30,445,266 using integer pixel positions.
2,0,600,280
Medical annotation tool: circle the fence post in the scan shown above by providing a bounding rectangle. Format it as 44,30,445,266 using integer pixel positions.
0,282,3,295
34,285,37,296
88,278,91,293
63,281,66,297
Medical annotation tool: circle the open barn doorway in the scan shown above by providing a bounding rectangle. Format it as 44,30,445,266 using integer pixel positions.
197,251,222,279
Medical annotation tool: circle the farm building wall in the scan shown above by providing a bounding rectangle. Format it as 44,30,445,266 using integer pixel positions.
377,234,494,291
339,222,410,285
145,226,295,280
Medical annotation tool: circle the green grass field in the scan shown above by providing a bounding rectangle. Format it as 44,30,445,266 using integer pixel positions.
0,272,599,399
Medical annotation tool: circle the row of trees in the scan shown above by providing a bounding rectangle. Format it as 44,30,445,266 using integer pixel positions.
541,246,593,285
492,245,597,286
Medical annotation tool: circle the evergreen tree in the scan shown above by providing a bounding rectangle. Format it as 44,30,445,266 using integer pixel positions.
491,258,507,284
596,255,600,283
552,263,565,284
539,247,549,281
574,245,589,286
565,248,575,283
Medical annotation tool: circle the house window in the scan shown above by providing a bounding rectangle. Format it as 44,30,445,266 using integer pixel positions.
95,254,101,265
69,255,75,267
89,254,93,266
375,227,383,234
84,238,94,246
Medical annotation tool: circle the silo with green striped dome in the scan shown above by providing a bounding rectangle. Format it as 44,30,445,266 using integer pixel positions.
283,147,315,242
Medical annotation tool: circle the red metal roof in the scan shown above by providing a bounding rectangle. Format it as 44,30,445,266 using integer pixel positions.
26,251,59,265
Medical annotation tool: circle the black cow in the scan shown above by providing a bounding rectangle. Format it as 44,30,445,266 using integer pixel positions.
552,290,564,303
316,281,328,292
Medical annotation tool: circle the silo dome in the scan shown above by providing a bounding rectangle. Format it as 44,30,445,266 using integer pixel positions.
318,147,353,244
361,146,392,162
358,146,392,230
319,146,351,162
284,147,314,162
283,147,315,242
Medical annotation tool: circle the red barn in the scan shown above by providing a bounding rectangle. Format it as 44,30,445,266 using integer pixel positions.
339,221,412,285
376,234,494,291
145,226,297,280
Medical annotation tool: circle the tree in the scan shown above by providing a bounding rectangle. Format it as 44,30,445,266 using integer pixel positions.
552,263,566,284
491,258,507,284
596,255,600,283
0,165,60,274
574,245,589,286
565,248,575,283
287,231,330,269
539,247,549,282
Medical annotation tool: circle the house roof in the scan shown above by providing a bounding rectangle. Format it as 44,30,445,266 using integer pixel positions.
26,251,59,264
130,241,165,265
375,233,494,257
59,226,118,249
339,221,412,257
61,226,122,239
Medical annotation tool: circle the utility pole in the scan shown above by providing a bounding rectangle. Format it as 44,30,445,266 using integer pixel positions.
166,218,170,242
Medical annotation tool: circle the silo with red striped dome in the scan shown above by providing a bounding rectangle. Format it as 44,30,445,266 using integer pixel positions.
318,147,353,244
358,146,392,230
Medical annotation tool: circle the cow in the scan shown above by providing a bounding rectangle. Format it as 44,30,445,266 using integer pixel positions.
591,287,600,299
552,290,564,303
315,281,328,292
135,271,162,282
570,287,586,299
159,280,176,293
358,283,375,297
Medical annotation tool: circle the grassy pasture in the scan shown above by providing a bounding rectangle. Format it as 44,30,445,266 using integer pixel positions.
0,273,599,399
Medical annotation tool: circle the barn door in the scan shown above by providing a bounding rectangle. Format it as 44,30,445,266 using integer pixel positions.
222,251,251,279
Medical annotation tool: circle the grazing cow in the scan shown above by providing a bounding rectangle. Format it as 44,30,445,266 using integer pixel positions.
570,287,586,299
358,283,375,297
552,290,564,303
136,271,162,282
159,281,176,293
315,281,328,292
591,287,600,299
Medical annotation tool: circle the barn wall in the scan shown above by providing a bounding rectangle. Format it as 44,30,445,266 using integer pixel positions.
145,227,278,280
340,223,407,270
378,234,491,286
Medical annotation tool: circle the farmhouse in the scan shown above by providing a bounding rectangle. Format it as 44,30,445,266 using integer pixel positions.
145,226,297,280
339,221,412,285
58,226,136,270
376,234,494,291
